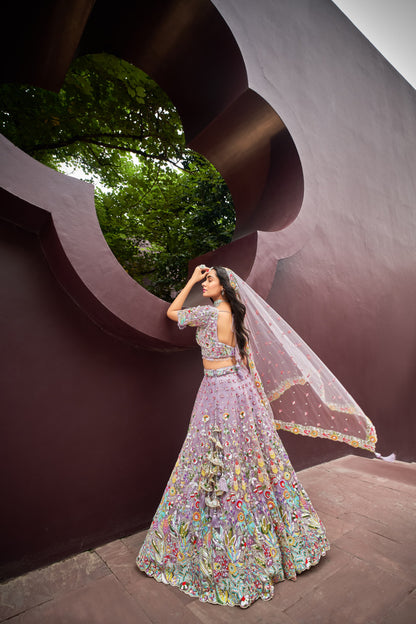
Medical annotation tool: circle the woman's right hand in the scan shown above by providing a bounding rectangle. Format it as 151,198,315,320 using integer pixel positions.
167,265,210,321
190,265,210,284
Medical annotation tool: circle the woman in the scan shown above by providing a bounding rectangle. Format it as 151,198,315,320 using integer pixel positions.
136,265,377,608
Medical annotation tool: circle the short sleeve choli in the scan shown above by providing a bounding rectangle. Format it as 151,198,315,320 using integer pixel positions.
177,305,236,361
177,305,209,329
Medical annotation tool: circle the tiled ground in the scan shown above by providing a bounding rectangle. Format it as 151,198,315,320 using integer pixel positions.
1,455,415,623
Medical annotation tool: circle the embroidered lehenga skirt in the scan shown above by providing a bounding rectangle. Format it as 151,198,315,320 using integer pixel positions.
137,364,329,608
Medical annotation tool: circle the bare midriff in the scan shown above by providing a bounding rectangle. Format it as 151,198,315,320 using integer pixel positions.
203,357,236,370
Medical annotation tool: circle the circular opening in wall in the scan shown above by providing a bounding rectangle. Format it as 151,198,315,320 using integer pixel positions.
0,0,305,347
80,0,304,240
0,53,236,301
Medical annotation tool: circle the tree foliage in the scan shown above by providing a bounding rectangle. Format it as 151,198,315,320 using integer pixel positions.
0,53,235,300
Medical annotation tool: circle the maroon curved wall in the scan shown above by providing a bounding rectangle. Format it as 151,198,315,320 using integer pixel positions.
0,220,203,579
211,0,416,462
1,0,415,580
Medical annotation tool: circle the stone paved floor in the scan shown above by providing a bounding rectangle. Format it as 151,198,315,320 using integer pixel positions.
1,455,415,624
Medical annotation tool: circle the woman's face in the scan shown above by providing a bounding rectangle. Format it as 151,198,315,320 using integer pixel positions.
202,269,223,300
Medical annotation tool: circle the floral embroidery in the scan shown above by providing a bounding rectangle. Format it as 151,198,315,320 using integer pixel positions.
137,305,329,608
177,306,236,361
274,420,377,452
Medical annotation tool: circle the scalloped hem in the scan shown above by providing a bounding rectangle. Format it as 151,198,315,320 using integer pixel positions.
136,546,329,609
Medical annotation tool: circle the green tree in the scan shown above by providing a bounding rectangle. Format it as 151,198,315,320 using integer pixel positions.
0,53,235,299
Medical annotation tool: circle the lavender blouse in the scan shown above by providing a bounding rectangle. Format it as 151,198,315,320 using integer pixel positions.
177,305,236,361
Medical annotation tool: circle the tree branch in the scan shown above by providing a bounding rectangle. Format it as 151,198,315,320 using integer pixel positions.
31,133,190,173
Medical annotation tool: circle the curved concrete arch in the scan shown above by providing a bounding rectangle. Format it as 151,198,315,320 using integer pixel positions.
0,0,307,348
0,136,187,349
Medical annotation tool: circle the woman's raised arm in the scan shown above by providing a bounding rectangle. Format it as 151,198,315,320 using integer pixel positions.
166,265,209,322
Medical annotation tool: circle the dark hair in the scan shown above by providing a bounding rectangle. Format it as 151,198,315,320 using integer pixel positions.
212,266,249,359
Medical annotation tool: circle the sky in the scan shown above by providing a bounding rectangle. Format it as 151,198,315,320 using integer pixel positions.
332,0,416,90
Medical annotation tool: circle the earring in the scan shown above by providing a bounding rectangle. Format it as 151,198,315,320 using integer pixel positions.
221,289,224,295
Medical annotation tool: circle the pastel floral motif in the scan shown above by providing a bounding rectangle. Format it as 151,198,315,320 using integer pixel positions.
137,304,330,608
228,562,238,576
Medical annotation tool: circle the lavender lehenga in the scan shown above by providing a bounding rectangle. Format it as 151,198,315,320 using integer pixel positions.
136,269,378,608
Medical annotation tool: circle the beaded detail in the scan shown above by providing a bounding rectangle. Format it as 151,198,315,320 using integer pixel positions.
137,359,329,608
177,306,236,361
204,365,240,377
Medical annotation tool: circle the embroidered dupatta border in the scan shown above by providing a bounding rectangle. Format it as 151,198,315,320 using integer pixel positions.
246,352,377,453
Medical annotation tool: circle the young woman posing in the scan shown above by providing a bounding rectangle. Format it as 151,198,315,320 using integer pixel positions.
137,265,378,608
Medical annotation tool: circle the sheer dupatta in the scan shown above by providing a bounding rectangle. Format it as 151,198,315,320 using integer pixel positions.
225,269,378,453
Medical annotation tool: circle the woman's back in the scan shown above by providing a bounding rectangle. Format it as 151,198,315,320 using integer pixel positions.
216,309,235,347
